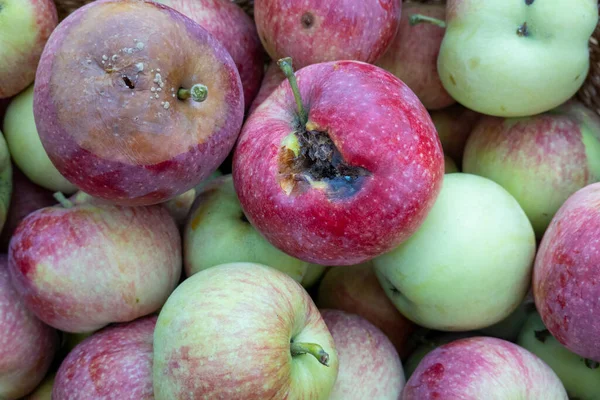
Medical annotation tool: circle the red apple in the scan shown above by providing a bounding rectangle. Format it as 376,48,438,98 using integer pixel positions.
233,59,444,265
33,0,244,206
255,0,401,69
53,315,156,399
377,3,454,110
534,182,600,362
429,104,481,165
248,62,285,115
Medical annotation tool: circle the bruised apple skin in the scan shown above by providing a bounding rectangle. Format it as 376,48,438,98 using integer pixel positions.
233,60,444,266
33,0,244,206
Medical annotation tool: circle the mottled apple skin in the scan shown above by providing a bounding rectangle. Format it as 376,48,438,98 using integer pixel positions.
403,337,567,399
233,61,444,265
534,183,600,362
255,0,401,69
8,201,181,333
34,0,244,206
377,3,454,110
53,315,156,400
248,62,285,115
155,0,264,112
321,310,404,400
0,256,58,400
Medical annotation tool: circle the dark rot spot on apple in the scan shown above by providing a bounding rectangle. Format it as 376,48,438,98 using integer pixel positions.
534,329,551,343
585,359,599,369
301,12,314,29
517,22,530,37
122,75,135,89
525,0,534,5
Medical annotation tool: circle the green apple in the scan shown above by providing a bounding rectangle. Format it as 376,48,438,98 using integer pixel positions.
374,173,536,331
436,0,598,117
302,264,327,289
3,85,76,193
0,130,11,233
478,296,533,341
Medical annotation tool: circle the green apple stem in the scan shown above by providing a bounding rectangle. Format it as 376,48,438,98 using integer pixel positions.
53,192,74,209
177,84,208,102
409,14,447,28
290,341,330,366
277,57,308,126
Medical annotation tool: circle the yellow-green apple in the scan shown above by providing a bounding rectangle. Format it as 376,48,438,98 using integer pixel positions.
301,264,327,289
374,173,536,331
255,0,400,69
0,256,58,400
429,104,481,165
153,262,339,399
153,0,264,112
248,62,284,115
403,337,567,399
463,101,600,238
8,195,181,333
436,0,598,117
3,84,77,193
321,310,404,400
0,0,58,99
444,155,458,174
534,182,600,362
377,3,454,110
0,131,11,234
33,0,244,206
23,374,54,400
53,315,156,399
233,59,444,265
479,294,534,341
518,310,600,399
317,263,415,357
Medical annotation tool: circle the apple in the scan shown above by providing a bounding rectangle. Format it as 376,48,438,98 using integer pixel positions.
301,264,327,289
478,294,534,342
321,309,405,399
1,255,58,400
53,315,156,399
3,84,77,193
248,61,284,115
8,193,182,333
153,262,339,399
534,182,600,362
403,337,567,399
444,155,458,174
377,3,454,110
154,0,264,112
317,262,414,357
429,104,481,165
23,374,54,400
518,310,600,399
374,173,536,331
233,58,444,266
255,0,401,69
0,131,12,235
435,0,598,117
34,0,244,206
0,0,58,99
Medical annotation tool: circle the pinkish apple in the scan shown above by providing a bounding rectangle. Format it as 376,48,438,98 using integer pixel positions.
233,58,444,265
255,0,401,69
377,3,454,110
534,182,600,362
429,104,481,165
53,315,156,399
34,0,244,206
248,62,285,115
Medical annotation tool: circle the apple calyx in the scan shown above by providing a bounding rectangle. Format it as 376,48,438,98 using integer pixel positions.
177,84,208,102
53,192,74,209
290,341,330,367
409,14,446,28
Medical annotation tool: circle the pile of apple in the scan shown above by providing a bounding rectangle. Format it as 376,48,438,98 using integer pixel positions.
1,0,600,398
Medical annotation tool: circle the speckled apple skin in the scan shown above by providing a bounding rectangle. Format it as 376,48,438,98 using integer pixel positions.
0,256,58,400
8,202,181,333
33,0,244,206
403,337,567,399
233,61,444,265
53,315,156,400
248,62,285,115
534,182,600,362
255,0,400,69
321,310,404,400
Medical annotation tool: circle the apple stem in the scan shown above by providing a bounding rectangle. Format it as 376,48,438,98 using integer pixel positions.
177,84,208,102
409,14,447,28
53,192,74,209
277,57,308,126
290,341,330,366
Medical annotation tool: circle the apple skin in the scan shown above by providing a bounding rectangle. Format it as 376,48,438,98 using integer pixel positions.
0,0,58,99
377,3,454,110
154,0,264,112
34,0,244,206
248,62,285,115
0,256,58,400
255,0,400,69
439,0,598,117
53,315,156,400
0,131,12,235
403,337,568,399
301,264,327,289
478,294,533,342
374,173,536,331
317,262,414,358
429,104,481,165
321,310,404,400
153,262,339,399
533,182,600,362
444,155,458,174
23,374,54,400
8,197,182,333
233,60,444,266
